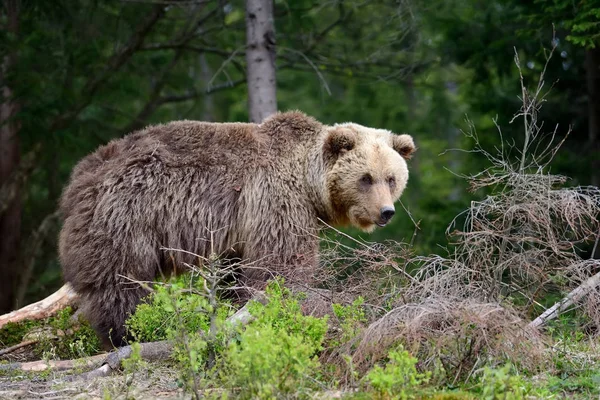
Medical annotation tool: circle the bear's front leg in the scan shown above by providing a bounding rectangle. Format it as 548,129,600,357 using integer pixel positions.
238,224,320,292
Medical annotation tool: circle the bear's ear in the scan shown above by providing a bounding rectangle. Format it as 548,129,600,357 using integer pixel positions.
392,134,416,160
324,127,357,157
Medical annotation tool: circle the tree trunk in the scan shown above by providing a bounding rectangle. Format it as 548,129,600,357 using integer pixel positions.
0,0,21,313
585,48,600,187
245,0,277,123
200,53,215,121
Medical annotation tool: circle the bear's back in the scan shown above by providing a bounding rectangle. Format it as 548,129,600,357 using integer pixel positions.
60,112,323,220
125,120,265,168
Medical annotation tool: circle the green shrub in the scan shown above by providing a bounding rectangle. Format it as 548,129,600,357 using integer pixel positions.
125,273,231,393
332,296,367,346
220,279,328,399
40,307,100,359
125,275,230,342
247,279,328,352
222,323,320,399
479,364,526,400
364,345,431,400
121,341,145,373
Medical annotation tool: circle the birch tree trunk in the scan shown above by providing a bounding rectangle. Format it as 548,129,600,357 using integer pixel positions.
0,0,21,313
245,0,277,123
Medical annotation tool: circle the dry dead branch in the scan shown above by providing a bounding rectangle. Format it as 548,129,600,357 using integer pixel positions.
0,339,37,357
529,269,600,329
64,341,173,381
0,283,78,329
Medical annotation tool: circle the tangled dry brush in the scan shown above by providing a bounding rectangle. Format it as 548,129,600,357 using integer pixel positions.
316,48,600,383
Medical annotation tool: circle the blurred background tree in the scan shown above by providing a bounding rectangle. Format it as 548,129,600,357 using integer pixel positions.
0,0,598,311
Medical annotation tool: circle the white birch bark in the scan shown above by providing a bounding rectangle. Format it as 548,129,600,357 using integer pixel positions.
245,0,277,122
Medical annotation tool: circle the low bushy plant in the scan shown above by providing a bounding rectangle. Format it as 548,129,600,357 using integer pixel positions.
364,345,430,400
478,364,526,400
222,323,320,399
40,307,100,359
220,279,328,399
247,279,329,352
332,296,367,346
125,275,229,342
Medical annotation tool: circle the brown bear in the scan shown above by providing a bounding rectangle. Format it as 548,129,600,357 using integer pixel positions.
59,111,415,347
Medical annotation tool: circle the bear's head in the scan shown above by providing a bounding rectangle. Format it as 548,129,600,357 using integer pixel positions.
323,123,415,232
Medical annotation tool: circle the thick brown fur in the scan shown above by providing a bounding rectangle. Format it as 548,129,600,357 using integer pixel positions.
59,111,415,347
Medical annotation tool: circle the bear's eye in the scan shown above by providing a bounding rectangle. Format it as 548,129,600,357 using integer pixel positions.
360,174,373,186
387,176,396,188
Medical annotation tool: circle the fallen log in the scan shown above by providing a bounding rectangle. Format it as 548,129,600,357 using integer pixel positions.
0,340,37,357
0,292,267,380
0,284,78,329
65,341,173,381
529,270,600,329
0,353,107,373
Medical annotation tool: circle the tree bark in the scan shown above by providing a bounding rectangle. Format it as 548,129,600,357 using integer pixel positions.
0,0,21,313
585,48,600,187
200,53,215,121
245,0,277,122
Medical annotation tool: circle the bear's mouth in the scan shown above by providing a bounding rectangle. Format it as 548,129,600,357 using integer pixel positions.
375,221,388,227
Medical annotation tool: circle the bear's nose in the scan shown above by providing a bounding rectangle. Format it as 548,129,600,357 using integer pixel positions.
380,206,395,222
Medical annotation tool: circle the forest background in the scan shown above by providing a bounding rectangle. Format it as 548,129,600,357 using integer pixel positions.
1,0,598,313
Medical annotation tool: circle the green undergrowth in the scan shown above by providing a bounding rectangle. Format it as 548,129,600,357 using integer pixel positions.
0,306,100,361
125,274,232,343
119,276,600,400
0,319,40,348
219,281,329,399
2,274,597,399
44,306,101,359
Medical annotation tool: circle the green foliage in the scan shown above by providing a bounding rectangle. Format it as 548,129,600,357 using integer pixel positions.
534,0,600,48
0,320,40,348
331,296,367,347
221,324,320,399
125,273,231,392
0,307,99,360
247,279,329,353
125,275,230,342
43,307,100,359
219,279,328,399
477,364,526,400
543,319,600,398
546,372,600,397
121,342,145,374
364,346,431,400
174,334,208,376
419,394,476,400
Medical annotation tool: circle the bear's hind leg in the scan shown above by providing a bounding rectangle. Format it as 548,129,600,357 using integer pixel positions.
82,285,150,349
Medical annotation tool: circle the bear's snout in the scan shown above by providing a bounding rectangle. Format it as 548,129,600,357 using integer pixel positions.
380,206,395,222
375,206,395,227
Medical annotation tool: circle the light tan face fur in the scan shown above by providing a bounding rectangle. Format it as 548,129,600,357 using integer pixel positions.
325,123,415,232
